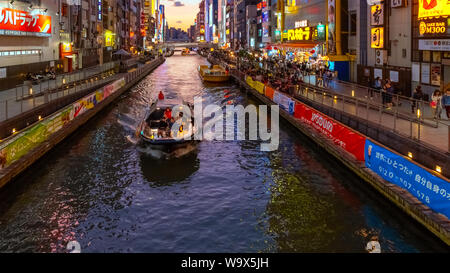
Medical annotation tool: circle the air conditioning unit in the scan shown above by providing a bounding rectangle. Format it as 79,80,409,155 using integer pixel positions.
375,50,387,66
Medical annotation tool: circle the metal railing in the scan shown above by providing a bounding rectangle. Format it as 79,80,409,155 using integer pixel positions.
123,57,164,84
229,67,449,153
0,62,119,122
293,83,449,153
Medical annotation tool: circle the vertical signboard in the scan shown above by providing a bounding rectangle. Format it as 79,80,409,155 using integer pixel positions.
327,0,336,55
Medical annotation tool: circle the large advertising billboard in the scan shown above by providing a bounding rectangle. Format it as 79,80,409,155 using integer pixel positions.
418,0,450,19
0,7,52,37
294,102,366,161
365,139,450,219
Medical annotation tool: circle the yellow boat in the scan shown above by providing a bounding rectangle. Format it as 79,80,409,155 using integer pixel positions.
181,48,190,55
198,65,230,82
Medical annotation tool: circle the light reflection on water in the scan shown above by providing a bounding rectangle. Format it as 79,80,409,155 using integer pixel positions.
0,54,447,253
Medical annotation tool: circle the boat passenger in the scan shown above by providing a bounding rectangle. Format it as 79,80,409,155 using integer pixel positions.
164,107,172,119
158,91,165,100
158,118,168,138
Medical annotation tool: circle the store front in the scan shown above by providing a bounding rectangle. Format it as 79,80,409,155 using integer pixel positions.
412,0,450,96
0,4,58,90
60,42,75,73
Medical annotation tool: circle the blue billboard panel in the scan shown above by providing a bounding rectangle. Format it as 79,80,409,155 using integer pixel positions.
365,140,450,219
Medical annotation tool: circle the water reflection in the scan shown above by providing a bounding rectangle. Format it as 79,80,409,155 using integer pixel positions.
139,151,200,185
0,55,447,253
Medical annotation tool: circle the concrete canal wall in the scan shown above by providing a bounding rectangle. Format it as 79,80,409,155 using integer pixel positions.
226,68,450,246
0,57,165,189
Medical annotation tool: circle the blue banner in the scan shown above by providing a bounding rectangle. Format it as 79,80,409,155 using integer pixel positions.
365,139,450,219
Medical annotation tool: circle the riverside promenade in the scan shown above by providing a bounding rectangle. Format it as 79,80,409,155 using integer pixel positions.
210,56,450,246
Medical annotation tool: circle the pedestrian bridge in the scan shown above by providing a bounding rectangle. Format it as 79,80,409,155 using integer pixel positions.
158,42,211,50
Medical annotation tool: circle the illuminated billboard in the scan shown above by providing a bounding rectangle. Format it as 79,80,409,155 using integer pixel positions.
0,7,52,37
418,0,450,19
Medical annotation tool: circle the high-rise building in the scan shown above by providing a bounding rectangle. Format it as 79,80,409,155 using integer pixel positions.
196,0,205,42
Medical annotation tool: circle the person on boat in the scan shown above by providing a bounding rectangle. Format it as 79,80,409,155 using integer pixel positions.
158,91,165,100
157,118,168,138
164,107,172,119
365,235,381,253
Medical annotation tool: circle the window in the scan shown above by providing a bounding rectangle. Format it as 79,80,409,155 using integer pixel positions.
0,50,41,57
349,11,357,36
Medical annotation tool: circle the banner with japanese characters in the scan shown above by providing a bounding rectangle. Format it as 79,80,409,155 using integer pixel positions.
365,139,450,219
0,7,52,37
294,102,366,161
253,81,265,94
0,105,72,169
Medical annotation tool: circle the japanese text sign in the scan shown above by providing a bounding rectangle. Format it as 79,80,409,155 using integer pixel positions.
418,0,450,19
0,7,51,37
370,4,384,26
365,139,450,219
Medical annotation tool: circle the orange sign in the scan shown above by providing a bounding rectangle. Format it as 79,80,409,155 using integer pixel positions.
418,0,450,19
60,42,72,58
0,7,52,36
371,27,384,48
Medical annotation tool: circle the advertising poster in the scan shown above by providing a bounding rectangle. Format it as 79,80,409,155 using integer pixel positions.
264,85,274,100
0,7,52,36
327,0,336,55
253,81,265,94
421,63,431,84
294,102,366,161
431,64,441,86
365,139,450,219
0,106,72,168
418,0,450,19
246,76,254,87
103,84,114,99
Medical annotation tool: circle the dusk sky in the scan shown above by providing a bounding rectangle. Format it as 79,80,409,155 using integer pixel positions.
161,0,201,31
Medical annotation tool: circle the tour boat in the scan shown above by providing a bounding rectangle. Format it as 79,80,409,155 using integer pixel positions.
198,65,230,83
181,48,190,55
136,98,198,157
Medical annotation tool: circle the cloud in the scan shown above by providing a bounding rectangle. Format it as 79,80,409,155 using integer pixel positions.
176,20,182,23
173,1,184,6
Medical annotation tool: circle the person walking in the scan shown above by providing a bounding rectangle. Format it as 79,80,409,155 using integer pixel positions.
411,85,424,114
384,80,394,109
431,90,443,120
443,89,450,119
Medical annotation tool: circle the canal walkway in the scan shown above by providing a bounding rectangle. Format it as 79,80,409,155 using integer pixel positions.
293,82,449,153
218,60,449,154
300,74,450,126
0,61,119,122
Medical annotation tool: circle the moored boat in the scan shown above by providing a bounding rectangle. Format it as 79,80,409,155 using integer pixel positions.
181,48,190,55
198,65,230,83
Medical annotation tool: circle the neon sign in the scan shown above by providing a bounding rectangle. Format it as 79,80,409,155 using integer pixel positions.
0,7,51,37
419,20,447,35
287,27,311,41
418,0,450,19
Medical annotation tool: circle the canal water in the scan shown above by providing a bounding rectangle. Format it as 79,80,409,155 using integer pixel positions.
0,53,447,253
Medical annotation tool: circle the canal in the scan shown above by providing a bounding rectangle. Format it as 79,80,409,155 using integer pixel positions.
0,53,447,253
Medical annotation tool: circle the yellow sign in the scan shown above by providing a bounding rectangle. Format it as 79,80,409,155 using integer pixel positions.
104,30,115,47
371,27,384,48
287,27,311,41
419,20,447,35
418,0,450,19
370,4,384,26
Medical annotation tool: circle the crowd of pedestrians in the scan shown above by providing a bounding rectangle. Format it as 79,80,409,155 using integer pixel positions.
205,48,450,121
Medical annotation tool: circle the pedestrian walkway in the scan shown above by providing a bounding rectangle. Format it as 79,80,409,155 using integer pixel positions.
0,61,118,122
294,86,449,153
301,74,450,127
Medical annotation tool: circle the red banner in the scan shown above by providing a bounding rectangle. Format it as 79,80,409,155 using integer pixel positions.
294,102,366,161
0,7,51,36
